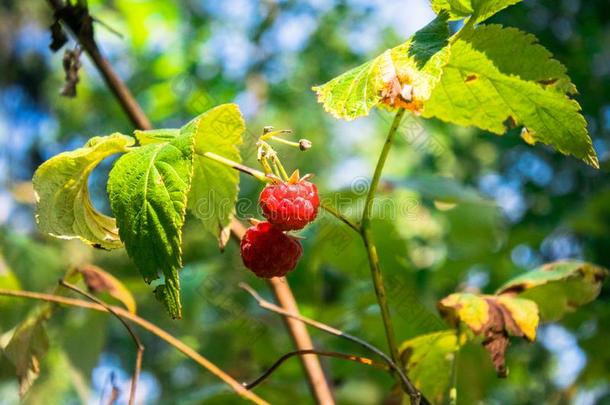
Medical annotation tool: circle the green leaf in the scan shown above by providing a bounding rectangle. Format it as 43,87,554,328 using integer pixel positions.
459,25,576,95
32,134,135,249
423,25,598,167
430,0,522,23
182,104,244,240
399,330,459,403
497,261,608,321
108,132,193,319
1,315,49,397
312,12,451,120
131,105,244,242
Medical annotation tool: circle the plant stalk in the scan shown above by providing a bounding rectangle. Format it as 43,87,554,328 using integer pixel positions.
360,109,406,371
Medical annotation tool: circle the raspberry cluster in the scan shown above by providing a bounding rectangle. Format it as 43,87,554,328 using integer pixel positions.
240,176,320,278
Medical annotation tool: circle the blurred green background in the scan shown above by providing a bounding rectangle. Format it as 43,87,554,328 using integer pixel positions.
0,0,609,404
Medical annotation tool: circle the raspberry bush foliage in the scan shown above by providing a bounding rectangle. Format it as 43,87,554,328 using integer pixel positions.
4,0,607,403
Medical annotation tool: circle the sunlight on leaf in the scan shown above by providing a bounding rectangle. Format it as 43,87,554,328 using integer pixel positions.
183,104,244,241
313,12,450,120
430,0,523,23
33,134,135,249
423,25,598,167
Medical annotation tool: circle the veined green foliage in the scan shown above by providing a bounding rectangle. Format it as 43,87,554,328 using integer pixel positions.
314,1,598,167
133,104,244,242
312,12,451,120
32,134,135,250
183,104,244,239
108,131,194,319
423,24,598,167
497,261,608,321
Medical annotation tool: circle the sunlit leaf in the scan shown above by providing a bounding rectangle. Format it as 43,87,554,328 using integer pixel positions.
399,330,459,403
423,25,598,167
108,131,193,319
313,12,450,120
132,104,244,244
183,104,244,241
33,134,135,249
430,0,523,23
497,261,608,321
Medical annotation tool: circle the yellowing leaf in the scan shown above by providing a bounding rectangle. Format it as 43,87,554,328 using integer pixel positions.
496,295,538,341
438,292,489,333
497,261,608,321
78,265,137,314
33,134,135,249
313,12,450,120
438,292,539,376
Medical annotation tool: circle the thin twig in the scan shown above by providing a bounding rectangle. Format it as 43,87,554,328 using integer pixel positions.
0,288,269,405
245,349,386,390
59,280,144,405
320,202,360,233
239,283,427,405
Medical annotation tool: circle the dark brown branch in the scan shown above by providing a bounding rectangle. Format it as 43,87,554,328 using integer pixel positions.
59,280,144,405
239,283,429,405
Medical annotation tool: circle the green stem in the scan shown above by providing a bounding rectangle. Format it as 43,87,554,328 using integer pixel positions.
203,152,271,183
360,109,406,369
320,202,360,233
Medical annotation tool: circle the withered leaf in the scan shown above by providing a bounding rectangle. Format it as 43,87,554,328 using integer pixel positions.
438,293,539,376
79,265,137,313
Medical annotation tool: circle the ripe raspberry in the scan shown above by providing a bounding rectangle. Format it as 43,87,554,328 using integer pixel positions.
240,221,303,278
259,178,320,231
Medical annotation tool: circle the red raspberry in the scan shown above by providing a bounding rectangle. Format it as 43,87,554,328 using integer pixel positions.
240,221,303,278
259,179,320,231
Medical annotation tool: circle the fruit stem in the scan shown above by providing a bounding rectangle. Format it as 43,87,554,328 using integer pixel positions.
268,135,301,148
203,152,271,183
360,110,406,379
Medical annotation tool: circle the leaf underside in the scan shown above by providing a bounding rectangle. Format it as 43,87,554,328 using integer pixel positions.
33,134,134,249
